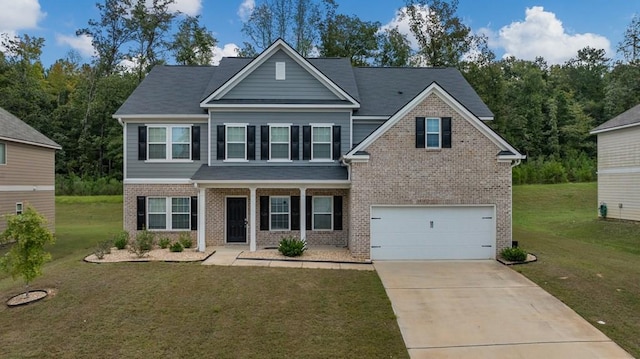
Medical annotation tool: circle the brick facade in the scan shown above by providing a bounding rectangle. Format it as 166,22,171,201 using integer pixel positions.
348,93,513,259
124,184,348,248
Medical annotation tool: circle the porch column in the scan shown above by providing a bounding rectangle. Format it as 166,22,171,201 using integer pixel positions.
300,187,306,242
197,187,206,252
249,187,257,252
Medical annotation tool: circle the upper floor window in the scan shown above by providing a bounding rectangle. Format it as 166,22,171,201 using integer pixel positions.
226,125,246,160
0,142,5,165
270,125,290,160
147,125,191,160
426,118,441,149
312,126,332,160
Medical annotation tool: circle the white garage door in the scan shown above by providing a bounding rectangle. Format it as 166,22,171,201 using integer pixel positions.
370,206,496,260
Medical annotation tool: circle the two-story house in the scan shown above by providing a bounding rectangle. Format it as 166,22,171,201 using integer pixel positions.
0,107,61,232
114,39,524,260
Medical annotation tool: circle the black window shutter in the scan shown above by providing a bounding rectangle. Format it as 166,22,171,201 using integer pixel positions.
291,126,299,160
247,126,256,160
332,126,341,160
261,126,269,160
190,196,198,230
136,196,146,230
442,117,452,148
302,126,311,160
138,126,147,160
191,126,200,160
216,125,225,160
260,196,269,230
291,196,300,230
415,117,425,148
305,196,312,230
333,196,343,230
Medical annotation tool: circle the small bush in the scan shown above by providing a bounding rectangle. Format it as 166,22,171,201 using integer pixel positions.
169,241,184,252
179,232,193,249
501,247,528,262
129,230,155,258
94,240,112,259
278,236,306,257
159,237,171,249
113,231,129,250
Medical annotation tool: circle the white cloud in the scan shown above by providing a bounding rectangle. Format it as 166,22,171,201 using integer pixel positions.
380,6,421,49
169,0,202,16
55,33,95,57
212,43,240,65
495,6,611,64
237,0,255,22
0,0,45,32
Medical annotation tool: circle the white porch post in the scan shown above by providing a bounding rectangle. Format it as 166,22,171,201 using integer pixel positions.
300,187,306,242
197,187,206,252
249,187,257,252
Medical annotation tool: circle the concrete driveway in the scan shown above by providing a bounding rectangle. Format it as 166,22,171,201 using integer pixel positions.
374,261,633,359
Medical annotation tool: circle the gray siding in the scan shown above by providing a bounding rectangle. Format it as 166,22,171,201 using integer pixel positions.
126,122,208,179
353,120,385,145
223,50,339,100
210,111,350,165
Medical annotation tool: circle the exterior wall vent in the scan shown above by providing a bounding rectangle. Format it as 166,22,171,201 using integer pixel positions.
276,62,286,80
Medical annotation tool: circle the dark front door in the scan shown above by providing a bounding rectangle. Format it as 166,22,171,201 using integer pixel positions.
227,197,247,243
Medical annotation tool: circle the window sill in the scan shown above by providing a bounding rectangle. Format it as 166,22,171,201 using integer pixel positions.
312,228,333,232
144,160,194,163
309,159,334,163
267,159,293,163
223,159,249,163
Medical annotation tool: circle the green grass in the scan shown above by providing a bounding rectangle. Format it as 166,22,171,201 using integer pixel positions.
513,183,640,357
0,197,407,358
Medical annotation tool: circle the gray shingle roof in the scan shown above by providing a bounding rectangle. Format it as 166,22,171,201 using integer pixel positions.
592,103,640,133
0,107,60,149
115,66,217,116
115,57,492,120
191,165,349,181
352,67,493,118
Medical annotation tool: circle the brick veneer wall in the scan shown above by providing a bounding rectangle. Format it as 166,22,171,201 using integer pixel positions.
123,184,198,241
125,184,349,248
348,93,513,259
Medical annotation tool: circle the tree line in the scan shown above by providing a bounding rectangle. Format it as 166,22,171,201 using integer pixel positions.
0,0,639,193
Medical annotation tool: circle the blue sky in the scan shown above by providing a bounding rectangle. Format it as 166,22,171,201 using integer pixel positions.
1,0,638,66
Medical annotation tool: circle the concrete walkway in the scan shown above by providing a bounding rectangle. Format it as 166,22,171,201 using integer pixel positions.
201,247,374,270
374,260,633,359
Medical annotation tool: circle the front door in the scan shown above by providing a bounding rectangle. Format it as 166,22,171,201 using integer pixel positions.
226,197,247,243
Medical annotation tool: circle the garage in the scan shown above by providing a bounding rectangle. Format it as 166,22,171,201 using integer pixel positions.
370,205,496,260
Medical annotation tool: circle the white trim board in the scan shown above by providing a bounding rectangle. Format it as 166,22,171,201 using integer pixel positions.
0,185,55,192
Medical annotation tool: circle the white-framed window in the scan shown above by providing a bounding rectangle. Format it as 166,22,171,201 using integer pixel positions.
16,202,23,215
147,125,191,161
270,125,290,160
226,125,246,160
426,118,441,149
275,61,286,80
312,196,332,230
270,196,290,230
311,126,332,160
0,142,6,165
147,197,190,230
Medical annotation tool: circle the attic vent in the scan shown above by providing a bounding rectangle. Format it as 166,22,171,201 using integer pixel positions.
276,62,286,80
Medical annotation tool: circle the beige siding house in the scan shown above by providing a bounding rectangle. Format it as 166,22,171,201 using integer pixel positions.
0,107,61,231
591,104,640,221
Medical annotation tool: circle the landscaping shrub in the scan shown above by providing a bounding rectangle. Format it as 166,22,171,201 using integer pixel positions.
94,240,112,259
501,247,528,262
159,237,171,249
129,230,155,258
113,231,129,250
169,242,184,252
278,236,306,257
179,233,193,249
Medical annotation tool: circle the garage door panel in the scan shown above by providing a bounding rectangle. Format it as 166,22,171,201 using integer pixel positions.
370,206,496,260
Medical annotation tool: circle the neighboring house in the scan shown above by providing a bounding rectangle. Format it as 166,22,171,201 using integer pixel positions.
114,39,524,260
0,107,61,232
591,104,640,221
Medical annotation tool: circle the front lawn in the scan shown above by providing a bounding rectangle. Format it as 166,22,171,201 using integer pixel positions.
0,196,408,358
513,183,640,357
